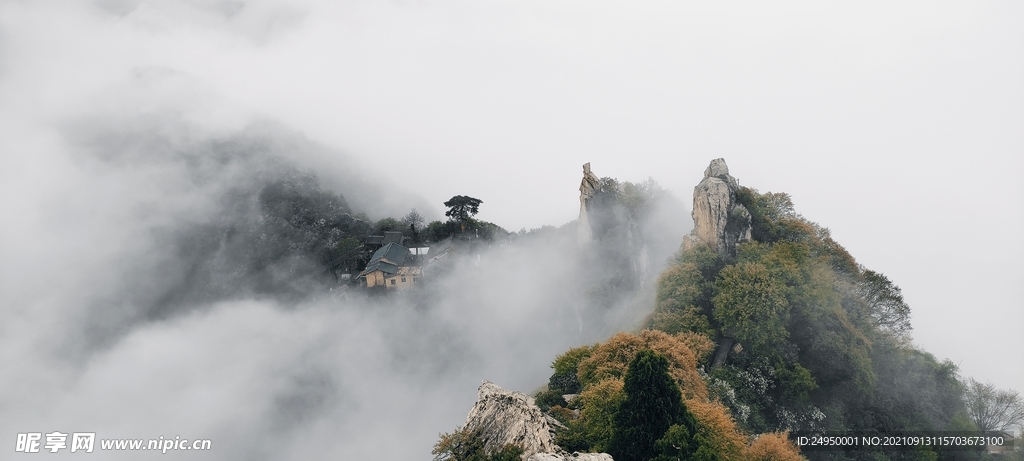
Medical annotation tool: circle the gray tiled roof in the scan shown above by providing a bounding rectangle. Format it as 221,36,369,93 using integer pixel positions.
361,260,400,276
359,240,413,278
382,231,404,244
366,242,409,266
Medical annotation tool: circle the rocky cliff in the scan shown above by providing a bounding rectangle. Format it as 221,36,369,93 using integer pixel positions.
463,381,562,457
685,158,751,256
575,163,650,288
527,453,613,461
462,381,613,461
577,163,601,247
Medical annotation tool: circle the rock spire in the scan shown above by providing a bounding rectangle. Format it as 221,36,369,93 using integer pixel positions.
577,162,601,247
574,162,651,287
685,158,751,256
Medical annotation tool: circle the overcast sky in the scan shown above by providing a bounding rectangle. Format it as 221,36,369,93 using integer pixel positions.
1,0,1022,451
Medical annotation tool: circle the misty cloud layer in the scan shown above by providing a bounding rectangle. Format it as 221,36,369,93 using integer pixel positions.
0,93,690,458
1,1,1021,458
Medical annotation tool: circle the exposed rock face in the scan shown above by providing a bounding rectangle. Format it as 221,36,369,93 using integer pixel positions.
527,453,614,461
463,381,613,460
577,162,601,247
463,381,563,458
689,158,751,256
576,162,650,287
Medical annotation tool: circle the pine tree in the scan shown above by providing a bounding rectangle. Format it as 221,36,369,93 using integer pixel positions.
609,349,698,461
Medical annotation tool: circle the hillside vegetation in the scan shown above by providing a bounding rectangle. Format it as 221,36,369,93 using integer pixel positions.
533,187,1013,461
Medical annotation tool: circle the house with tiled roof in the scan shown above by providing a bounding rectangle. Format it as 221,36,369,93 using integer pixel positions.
358,241,421,288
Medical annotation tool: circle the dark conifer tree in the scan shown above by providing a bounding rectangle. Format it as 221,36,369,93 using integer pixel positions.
609,349,698,461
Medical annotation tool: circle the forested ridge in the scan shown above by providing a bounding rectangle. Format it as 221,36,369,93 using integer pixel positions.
518,186,1022,461
151,146,509,311
161,148,1019,461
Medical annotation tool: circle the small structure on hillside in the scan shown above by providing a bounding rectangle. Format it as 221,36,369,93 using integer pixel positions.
985,431,1016,455
364,231,406,253
358,241,421,289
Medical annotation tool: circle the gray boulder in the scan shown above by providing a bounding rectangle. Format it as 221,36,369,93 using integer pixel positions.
462,381,613,460
463,381,562,458
527,453,614,461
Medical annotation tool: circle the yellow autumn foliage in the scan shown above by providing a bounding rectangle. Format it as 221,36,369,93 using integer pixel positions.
576,329,714,400
745,432,805,461
566,330,804,460
685,398,747,461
